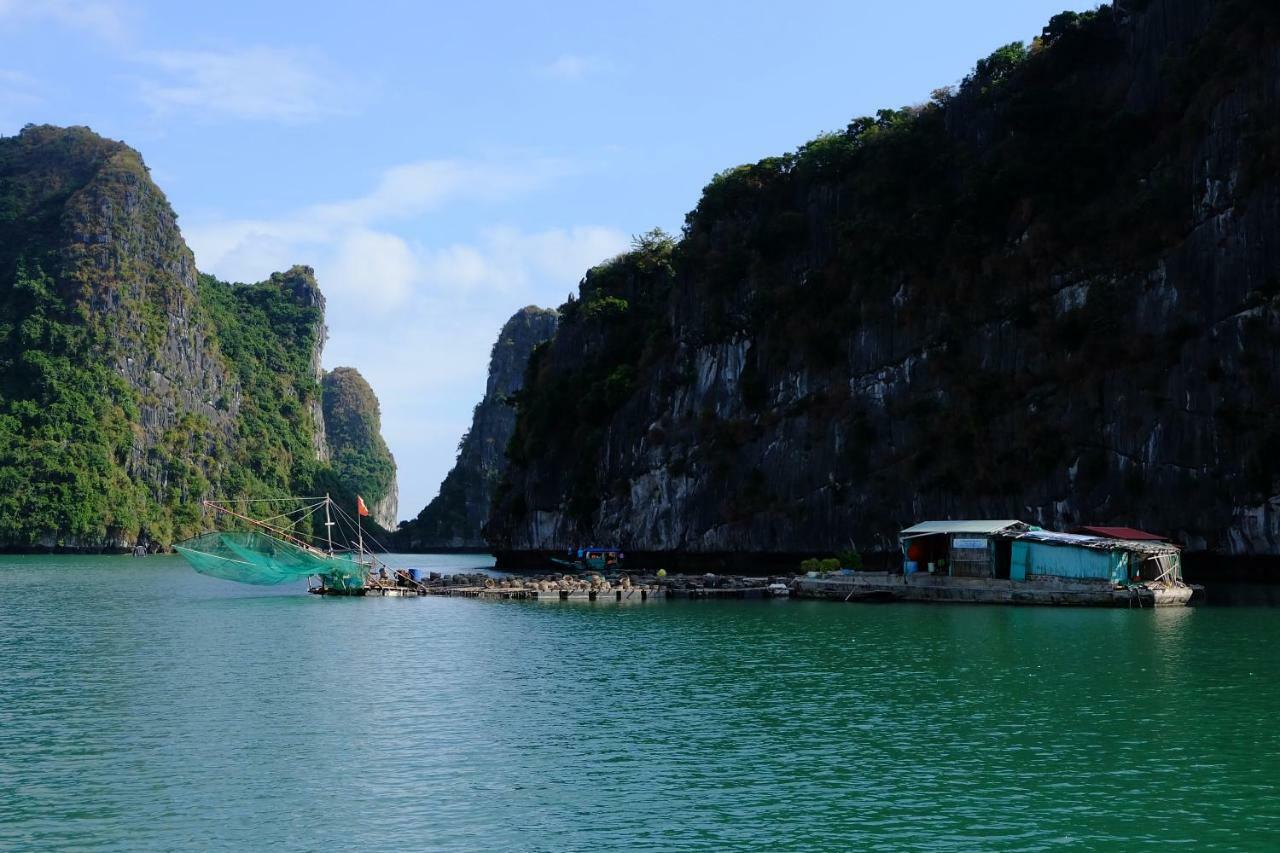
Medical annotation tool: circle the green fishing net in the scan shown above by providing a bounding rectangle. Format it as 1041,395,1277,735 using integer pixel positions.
175,530,366,589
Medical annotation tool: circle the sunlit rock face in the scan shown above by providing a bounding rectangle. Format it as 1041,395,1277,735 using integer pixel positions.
321,366,398,531
399,307,559,550
0,126,395,549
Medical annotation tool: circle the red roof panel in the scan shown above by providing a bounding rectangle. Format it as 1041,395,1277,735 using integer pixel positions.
1073,526,1168,541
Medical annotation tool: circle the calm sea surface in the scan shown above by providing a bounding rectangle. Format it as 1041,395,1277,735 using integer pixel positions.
2,555,1279,851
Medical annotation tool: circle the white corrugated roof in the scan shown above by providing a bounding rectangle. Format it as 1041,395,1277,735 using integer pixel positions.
1018,530,1102,545
899,520,1024,536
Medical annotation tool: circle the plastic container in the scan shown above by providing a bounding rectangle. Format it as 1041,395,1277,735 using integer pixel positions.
904,561,919,574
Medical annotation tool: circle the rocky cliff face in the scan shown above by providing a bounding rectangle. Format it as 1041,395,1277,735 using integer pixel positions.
321,366,398,530
399,306,558,550
56,132,241,493
490,0,1280,563
0,125,395,550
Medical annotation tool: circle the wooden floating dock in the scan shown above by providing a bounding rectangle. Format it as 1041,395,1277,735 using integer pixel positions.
426,586,655,602
792,572,1197,607
310,584,659,601
664,586,772,600
310,585,423,597
310,582,781,601
310,574,1198,607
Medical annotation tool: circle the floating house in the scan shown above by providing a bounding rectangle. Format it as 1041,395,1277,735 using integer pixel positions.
795,518,1196,607
899,519,1028,578
1010,529,1182,585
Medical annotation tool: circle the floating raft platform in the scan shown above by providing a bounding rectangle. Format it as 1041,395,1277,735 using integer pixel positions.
309,585,424,597
793,572,1198,607
309,571,1198,608
429,586,657,602
308,584,660,601
308,580,782,601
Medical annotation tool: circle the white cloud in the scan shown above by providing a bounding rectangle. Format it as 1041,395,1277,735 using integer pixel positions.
137,46,343,123
313,224,629,514
0,68,40,99
329,228,419,311
312,224,626,323
311,158,569,225
186,156,572,284
184,156,630,515
0,6,345,124
418,225,627,294
0,69,37,86
540,54,609,80
0,0,129,43
184,217,321,285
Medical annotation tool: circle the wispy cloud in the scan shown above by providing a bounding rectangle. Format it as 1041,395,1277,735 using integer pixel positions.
0,68,41,97
539,53,610,80
1,5,348,124
136,46,346,123
0,0,130,43
184,155,624,312
418,225,629,296
0,69,43,125
318,221,627,517
310,158,571,225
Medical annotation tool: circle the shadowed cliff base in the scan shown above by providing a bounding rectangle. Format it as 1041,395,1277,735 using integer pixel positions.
1183,553,1280,588
493,549,903,576
496,549,1280,603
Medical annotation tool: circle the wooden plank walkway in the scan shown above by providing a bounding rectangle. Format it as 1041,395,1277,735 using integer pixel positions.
424,586,656,602
311,578,786,602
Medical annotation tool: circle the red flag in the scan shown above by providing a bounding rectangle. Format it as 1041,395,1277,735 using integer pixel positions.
357,495,370,517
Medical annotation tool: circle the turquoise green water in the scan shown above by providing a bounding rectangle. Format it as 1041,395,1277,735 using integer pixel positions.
2,555,1279,851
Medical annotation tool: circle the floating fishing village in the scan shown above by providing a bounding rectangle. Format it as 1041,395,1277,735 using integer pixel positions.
8,3,1280,849
173,497,1200,608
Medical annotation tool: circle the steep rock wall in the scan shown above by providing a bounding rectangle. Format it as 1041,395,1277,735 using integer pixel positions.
490,0,1280,561
400,306,558,550
0,125,395,549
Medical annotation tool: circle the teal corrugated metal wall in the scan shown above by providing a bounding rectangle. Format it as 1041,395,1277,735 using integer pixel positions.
1010,542,1128,583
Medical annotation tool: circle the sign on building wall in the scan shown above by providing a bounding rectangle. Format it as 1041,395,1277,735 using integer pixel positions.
952,538,989,550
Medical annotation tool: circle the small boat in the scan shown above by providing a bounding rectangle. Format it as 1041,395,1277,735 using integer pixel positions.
767,582,791,598
174,495,417,595
550,546,625,574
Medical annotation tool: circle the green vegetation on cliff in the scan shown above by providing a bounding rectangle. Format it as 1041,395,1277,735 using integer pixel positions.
0,260,146,543
320,367,397,531
0,125,396,549
0,126,179,545
198,268,326,500
505,232,674,524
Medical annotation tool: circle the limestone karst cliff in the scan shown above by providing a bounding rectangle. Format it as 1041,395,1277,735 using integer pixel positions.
489,0,1280,565
321,367,398,530
399,306,558,550
0,124,396,550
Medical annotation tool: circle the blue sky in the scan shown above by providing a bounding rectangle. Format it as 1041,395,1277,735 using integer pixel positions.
0,0,1092,520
